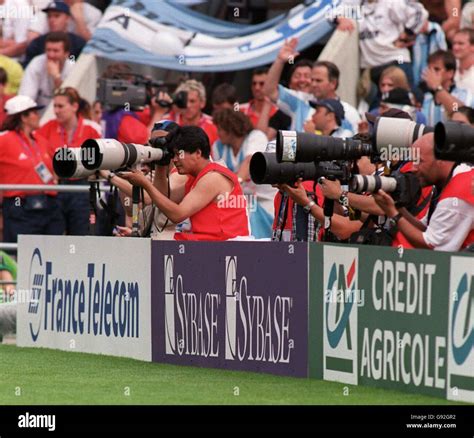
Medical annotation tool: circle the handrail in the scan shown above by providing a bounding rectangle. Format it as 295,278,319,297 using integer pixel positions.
0,184,108,193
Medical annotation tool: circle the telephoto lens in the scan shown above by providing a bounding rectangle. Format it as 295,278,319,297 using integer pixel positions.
350,175,398,194
276,130,372,163
434,121,474,163
250,152,350,185
53,147,96,179
80,139,166,170
373,117,434,159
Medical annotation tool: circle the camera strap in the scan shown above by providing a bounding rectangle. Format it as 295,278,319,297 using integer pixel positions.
274,192,290,241
88,181,100,236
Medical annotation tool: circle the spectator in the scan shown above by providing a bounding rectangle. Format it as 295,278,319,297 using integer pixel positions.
37,87,101,235
240,67,278,127
24,2,86,66
0,68,14,127
0,0,30,60
257,58,312,140
305,98,352,137
263,38,360,135
451,105,474,125
338,0,429,87
19,32,74,109
212,108,275,238
461,1,474,29
91,100,103,125
452,28,474,93
211,82,237,111
374,133,474,251
167,79,218,146
0,54,23,94
420,0,461,42
412,21,447,88
28,0,102,42
119,126,250,241
421,49,474,125
0,95,63,242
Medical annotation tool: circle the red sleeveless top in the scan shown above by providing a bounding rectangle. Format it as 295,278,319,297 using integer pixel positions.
174,162,250,241
438,169,474,249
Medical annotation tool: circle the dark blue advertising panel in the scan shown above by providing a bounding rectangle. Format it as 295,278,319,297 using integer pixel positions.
151,242,308,377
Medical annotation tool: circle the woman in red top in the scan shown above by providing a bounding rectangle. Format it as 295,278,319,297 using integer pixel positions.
0,95,64,242
37,87,102,235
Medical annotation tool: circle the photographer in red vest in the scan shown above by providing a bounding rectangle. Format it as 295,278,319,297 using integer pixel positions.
119,126,250,241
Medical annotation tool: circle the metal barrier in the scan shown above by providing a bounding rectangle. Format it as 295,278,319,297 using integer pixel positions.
0,184,108,193
0,183,110,287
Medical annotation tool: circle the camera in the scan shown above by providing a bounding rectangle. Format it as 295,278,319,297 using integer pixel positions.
434,121,474,163
276,117,434,165
276,130,373,163
250,152,351,185
80,139,167,171
156,90,188,109
372,117,433,161
97,74,188,111
53,147,96,179
350,172,421,208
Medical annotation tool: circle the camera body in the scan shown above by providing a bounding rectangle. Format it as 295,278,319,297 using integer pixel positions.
156,90,188,109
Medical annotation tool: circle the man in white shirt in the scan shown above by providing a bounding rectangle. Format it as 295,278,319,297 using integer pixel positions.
0,0,31,60
28,0,101,41
19,32,74,108
374,133,474,252
422,50,474,125
452,28,474,93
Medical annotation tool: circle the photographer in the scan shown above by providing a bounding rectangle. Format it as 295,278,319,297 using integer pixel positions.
278,178,363,241
101,121,187,239
119,126,250,241
374,133,473,251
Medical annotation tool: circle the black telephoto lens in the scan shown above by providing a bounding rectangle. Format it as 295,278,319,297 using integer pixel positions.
434,121,474,163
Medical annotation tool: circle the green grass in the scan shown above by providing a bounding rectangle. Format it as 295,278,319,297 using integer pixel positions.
0,345,464,405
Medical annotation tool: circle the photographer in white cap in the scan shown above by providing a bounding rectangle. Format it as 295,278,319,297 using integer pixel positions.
0,95,64,242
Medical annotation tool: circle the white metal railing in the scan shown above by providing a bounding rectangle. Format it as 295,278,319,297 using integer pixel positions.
0,184,108,193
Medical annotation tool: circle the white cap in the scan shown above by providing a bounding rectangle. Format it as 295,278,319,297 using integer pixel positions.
5,95,44,116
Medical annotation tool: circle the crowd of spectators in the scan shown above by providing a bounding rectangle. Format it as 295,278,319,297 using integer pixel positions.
0,0,471,251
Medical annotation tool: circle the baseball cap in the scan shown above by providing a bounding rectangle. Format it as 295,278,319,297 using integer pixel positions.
42,1,70,15
381,88,412,106
309,98,345,126
5,96,44,115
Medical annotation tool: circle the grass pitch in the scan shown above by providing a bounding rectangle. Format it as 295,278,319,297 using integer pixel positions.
0,345,463,405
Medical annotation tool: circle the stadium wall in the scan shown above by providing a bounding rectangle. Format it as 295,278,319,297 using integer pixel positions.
16,236,473,402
